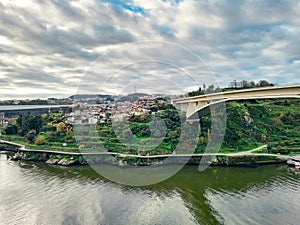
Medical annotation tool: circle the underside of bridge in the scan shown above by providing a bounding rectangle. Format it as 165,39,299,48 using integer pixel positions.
172,85,300,119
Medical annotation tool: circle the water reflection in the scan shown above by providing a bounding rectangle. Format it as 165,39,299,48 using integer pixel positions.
1,154,299,225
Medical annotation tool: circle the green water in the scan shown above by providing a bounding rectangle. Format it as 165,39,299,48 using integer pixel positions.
0,153,299,225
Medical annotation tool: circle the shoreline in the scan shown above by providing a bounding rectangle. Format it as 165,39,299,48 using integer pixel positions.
0,139,289,167
0,151,287,169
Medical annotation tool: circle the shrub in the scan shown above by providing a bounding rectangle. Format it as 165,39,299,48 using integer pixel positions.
35,135,45,145
25,130,36,143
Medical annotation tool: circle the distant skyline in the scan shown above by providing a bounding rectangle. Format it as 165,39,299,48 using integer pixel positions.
1,0,300,99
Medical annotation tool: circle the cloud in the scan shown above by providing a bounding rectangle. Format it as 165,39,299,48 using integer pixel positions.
0,0,300,99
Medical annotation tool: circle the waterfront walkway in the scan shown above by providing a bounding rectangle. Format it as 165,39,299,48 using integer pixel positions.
0,139,289,160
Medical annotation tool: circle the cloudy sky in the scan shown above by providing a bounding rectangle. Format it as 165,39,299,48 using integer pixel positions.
1,0,300,99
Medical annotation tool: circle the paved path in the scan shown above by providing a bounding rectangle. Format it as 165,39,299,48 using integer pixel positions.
234,144,267,155
0,139,289,160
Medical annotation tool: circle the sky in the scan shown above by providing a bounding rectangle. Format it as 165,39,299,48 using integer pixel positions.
1,0,300,99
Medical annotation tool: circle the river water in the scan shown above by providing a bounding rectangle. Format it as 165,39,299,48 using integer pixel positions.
0,153,299,225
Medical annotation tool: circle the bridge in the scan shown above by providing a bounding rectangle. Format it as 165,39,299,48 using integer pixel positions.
172,85,300,118
0,105,74,118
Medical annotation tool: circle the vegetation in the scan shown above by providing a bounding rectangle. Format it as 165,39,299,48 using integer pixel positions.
188,80,276,97
2,113,77,151
67,98,300,157
116,93,150,102
197,98,300,154
215,155,282,165
0,143,19,151
2,98,300,162
77,102,182,155
35,135,45,145
0,99,49,105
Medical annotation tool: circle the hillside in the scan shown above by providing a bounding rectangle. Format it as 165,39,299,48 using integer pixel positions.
83,98,300,155
116,93,149,102
2,98,300,156
197,98,300,154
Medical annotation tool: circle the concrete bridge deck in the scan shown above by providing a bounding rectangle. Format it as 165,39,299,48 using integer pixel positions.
172,85,300,118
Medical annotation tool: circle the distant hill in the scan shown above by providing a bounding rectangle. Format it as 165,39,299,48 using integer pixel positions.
69,94,114,100
117,93,149,102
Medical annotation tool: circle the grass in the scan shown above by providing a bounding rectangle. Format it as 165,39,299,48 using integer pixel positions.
251,147,268,154
219,144,261,153
0,135,79,151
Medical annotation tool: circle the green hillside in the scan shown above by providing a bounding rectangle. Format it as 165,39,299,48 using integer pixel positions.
198,99,300,154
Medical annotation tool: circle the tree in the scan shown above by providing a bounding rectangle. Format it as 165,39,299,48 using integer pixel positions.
16,115,44,136
188,87,204,97
66,130,74,136
4,124,19,135
257,80,270,87
25,130,36,143
28,116,44,133
248,81,255,88
241,80,248,88
167,130,179,149
56,122,66,133
35,135,45,145
206,84,215,93
140,115,148,122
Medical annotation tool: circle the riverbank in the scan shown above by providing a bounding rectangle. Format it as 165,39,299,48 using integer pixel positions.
0,139,289,167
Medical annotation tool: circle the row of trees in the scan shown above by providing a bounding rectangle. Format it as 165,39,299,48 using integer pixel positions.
187,85,222,97
4,114,75,145
188,80,276,97
5,115,44,136
229,80,275,89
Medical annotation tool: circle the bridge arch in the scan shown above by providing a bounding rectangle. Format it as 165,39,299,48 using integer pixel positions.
172,85,300,119
187,95,300,119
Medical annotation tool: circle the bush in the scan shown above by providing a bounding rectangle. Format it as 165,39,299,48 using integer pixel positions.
35,135,45,145
25,130,36,143
4,124,19,135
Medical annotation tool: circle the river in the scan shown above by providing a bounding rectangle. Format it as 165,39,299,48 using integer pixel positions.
0,153,299,225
